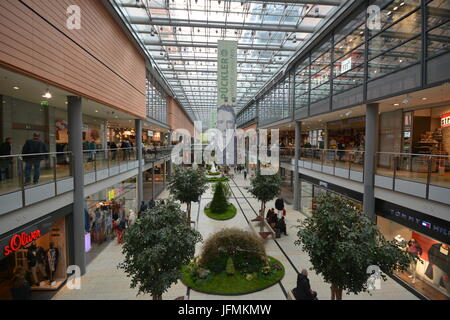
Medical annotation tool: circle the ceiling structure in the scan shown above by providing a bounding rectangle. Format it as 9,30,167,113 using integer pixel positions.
113,0,347,128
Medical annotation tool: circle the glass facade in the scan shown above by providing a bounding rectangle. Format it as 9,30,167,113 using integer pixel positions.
242,0,450,125
236,103,256,127
146,76,168,124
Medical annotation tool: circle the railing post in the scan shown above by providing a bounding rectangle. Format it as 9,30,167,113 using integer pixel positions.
53,155,58,195
348,151,352,179
393,155,398,191
18,157,25,207
426,155,432,199
93,150,97,181
333,149,337,175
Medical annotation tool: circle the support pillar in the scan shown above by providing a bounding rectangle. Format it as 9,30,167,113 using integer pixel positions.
135,119,143,206
67,96,85,275
293,121,301,210
363,103,379,221
152,162,155,199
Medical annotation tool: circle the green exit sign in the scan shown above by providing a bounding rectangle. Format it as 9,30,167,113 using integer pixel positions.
40,101,49,107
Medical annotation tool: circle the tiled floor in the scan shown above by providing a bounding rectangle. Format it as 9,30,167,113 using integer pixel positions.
48,173,419,300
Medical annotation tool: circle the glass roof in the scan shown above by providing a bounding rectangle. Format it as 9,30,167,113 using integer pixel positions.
114,0,345,127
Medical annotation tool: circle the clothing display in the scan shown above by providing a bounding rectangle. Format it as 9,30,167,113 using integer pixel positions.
425,243,450,291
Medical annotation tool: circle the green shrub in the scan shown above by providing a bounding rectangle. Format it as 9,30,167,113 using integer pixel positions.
209,181,229,214
199,228,266,269
226,257,236,276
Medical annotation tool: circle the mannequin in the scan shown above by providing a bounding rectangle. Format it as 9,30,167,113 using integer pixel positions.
47,242,59,283
26,243,38,286
35,246,48,282
425,243,450,294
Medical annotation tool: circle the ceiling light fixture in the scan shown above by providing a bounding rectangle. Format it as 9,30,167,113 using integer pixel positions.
42,89,52,99
13,86,19,90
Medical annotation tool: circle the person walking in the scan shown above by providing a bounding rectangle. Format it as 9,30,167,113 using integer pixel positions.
0,137,12,182
10,266,31,300
22,133,48,185
148,198,156,209
116,217,126,244
243,169,247,180
292,269,317,300
275,196,285,218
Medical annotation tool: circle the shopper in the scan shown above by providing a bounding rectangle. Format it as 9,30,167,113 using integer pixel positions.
337,139,346,162
139,201,148,213
243,169,247,180
148,198,156,209
275,196,285,218
117,217,126,244
109,141,118,161
0,137,12,181
292,269,317,300
22,133,49,185
10,266,31,300
276,216,288,236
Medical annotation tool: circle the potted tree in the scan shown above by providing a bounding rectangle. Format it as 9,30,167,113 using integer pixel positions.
168,166,208,225
119,200,202,300
295,193,415,300
246,172,282,233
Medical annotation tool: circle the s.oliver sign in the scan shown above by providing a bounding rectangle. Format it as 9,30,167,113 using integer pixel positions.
3,230,42,256
0,219,52,260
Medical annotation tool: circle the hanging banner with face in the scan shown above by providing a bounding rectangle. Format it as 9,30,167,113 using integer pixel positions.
216,40,237,165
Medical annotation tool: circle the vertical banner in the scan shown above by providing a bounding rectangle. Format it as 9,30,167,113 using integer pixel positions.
216,40,237,165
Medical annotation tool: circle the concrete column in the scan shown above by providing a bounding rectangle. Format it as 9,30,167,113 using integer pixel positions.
135,119,143,206
363,103,379,221
152,162,155,199
293,121,301,210
67,96,86,275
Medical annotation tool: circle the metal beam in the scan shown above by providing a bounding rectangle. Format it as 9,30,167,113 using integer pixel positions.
128,16,316,33
122,0,342,8
143,40,298,51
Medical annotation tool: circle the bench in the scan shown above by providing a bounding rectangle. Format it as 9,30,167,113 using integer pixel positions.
249,215,275,240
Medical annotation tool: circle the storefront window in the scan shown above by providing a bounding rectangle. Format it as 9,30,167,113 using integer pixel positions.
378,216,450,300
0,216,69,299
300,180,313,217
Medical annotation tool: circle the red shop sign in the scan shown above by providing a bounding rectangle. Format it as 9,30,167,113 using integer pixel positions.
441,113,450,128
3,230,41,256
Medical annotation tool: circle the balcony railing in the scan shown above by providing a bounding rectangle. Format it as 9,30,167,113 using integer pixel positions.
281,147,450,204
0,147,172,214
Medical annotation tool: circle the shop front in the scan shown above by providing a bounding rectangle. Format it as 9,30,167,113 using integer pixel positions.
376,200,450,300
327,116,365,151
298,175,363,217
85,178,137,257
378,105,450,179
0,205,72,300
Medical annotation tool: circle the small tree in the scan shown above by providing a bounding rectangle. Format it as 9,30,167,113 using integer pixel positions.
119,200,202,300
246,173,282,232
295,193,414,300
209,181,229,214
168,166,208,224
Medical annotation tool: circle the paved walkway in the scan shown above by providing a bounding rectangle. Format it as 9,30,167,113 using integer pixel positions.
49,173,418,300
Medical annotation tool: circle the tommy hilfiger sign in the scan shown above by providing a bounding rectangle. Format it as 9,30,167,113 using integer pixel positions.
376,199,450,244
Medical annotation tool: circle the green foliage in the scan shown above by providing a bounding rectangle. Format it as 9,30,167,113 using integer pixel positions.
198,228,266,271
206,177,229,183
211,181,231,200
246,173,282,208
294,193,414,297
180,256,285,295
209,181,229,214
119,200,202,299
168,166,208,205
226,257,236,276
204,204,237,220
207,171,221,176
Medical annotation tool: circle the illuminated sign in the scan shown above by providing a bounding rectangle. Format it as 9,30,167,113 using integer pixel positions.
441,113,450,128
3,230,42,256
108,189,115,201
341,57,352,74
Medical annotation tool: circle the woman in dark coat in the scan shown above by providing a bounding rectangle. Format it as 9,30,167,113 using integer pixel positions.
293,269,317,300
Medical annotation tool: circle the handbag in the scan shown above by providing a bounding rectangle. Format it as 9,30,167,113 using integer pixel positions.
283,208,286,216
